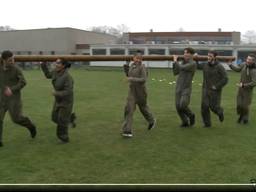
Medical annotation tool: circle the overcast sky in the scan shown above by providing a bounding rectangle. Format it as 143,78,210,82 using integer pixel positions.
2,0,255,34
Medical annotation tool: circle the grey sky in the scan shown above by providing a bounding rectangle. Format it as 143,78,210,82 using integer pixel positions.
2,0,255,34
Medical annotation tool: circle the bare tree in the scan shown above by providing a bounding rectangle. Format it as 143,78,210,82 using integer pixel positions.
0,25,15,31
89,24,130,37
242,30,256,44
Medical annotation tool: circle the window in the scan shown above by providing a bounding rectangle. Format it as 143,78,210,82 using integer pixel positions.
92,49,106,55
148,49,165,55
169,49,184,55
110,49,125,55
128,49,144,55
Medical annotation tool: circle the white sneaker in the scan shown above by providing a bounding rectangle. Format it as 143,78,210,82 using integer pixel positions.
122,132,133,138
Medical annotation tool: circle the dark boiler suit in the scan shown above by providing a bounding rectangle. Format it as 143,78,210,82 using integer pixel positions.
229,62,256,122
0,63,36,142
41,63,74,140
122,62,154,134
173,59,196,126
201,61,228,126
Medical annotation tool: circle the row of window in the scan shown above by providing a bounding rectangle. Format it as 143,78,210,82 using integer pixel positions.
92,49,233,56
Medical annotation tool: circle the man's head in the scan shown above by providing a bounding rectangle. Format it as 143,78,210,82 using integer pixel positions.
183,47,195,61
133,50,143,64
1,50,14,67
246,54,256,66
208,50,218,63
55,58,71,72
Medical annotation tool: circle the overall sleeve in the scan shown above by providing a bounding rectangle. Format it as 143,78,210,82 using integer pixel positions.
172,61,180,75
10,67,26,92
215,65,228,90
229,63,244,72
41,62,53,79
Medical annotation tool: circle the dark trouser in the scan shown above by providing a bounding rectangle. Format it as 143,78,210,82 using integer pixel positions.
236,88,252,122
201,89,223,126
175,92,194,125
0,99,35,142
122,90,154,134
52,103,72,141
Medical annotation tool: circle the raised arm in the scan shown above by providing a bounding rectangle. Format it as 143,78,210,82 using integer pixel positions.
41,62,53,79
228,62,244,72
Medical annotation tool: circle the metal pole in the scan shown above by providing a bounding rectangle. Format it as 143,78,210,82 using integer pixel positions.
13,55,236,62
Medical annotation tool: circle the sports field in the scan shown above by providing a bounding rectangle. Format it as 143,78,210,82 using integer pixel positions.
0,67,256,184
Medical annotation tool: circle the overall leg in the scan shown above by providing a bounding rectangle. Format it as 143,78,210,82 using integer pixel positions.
8,99,36,138
122,95,136,135
240,91,252,124
56,106,72,142
176,92,189,127
236,89,243,123
201,90,211,127
180,94,195,126
209,90,224,122
0,106,7,146
137,100,156,130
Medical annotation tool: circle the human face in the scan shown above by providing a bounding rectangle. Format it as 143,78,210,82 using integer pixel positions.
133,54,142,64
184,49,192,61
246,56,255,66
207,53,215,63
55,59,65,72
3,56,15,68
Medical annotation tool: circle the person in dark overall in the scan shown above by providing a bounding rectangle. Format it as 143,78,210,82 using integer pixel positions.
41,59,76,142
228,54,256,124
0,50,37,147
122,50,156,137
172,47,196,127
200,50,228,127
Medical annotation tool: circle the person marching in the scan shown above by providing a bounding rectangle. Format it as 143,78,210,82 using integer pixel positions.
172,47,196,127
201,50,228,127
122,50,156,137
41,59,76,143
228,54,256,124
0,50,37,146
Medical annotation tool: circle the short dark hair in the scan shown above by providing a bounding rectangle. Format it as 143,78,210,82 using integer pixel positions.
248,53,256,60
1,50,13,60
61,60,71,69
184,47,195,55
208,50,218,57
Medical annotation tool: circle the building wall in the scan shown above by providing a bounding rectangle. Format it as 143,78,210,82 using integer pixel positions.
72,28,117,45
0,28,118,55
123,32,241,45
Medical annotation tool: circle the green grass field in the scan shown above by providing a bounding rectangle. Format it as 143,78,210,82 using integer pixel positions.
1,67,256,184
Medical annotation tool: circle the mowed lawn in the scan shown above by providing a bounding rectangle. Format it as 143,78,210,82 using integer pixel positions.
0,66,256,184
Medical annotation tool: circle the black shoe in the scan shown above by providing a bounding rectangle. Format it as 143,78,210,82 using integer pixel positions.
218,112,224,122
189,114,195,126
204,124,211,128
58,135,69,143
243,119,248,124
28,125,37,138
180,122,189,128
0,141,3,147
237,116,242,124
70,113,76,128
148,119,156,130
